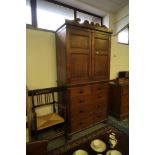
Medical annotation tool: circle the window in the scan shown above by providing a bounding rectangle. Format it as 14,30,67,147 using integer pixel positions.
26,0,32,24
118,27,129,44
37,1,74,31
26,0,103,32
77,11,101,25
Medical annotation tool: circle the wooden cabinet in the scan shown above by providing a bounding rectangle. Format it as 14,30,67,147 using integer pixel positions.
68,83,108,133
67,28,91,83
108,82,129,119
56,19,112,134
92,33,110,81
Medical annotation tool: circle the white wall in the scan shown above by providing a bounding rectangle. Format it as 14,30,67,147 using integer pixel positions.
26,29,57,90
113,4,129,34
107,4,129,79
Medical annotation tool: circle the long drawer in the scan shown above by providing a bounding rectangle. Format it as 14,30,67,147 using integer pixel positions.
93,110,107,123
70,103,94,119
70,116,94,133
91,83,108,93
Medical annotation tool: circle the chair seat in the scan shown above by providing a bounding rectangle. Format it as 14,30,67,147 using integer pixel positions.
36,113,64,131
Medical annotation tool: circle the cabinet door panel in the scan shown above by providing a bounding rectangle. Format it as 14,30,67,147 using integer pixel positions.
67,28,91,83
94,55,108,77
71,34,89,49
70,53,89,80
92,33,110,80
95,38,109,51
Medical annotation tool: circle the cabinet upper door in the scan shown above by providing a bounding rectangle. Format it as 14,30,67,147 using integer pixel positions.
67,28,91,83
92,32,110,81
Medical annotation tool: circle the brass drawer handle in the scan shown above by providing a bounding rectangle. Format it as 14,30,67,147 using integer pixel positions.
98,96,102,98
96,51,100,55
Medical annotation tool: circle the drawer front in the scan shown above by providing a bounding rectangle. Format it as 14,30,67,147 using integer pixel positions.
70,116,93,133
69,85,91,97
93,92,108,103
93,111,107,123
122,86,129,95
96,102,107,111
70,103,94,119
91,83,108,93
70,95,92,108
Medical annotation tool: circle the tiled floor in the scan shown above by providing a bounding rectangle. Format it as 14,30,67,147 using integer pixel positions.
47,116,129,152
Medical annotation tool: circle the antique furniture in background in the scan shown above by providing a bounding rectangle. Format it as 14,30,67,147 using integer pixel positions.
108,71,129,119
26,140,48,155
56,18,112,135
28,87,67,140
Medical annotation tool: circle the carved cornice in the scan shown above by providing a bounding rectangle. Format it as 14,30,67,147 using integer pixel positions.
65,18,113,33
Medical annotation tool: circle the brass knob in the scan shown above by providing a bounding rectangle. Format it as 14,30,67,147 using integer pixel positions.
96,51,99,54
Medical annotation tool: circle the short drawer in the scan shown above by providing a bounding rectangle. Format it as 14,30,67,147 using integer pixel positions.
70,104,94,119
91,83,108,93
96,103,107,111
70,116,94,133
93,111,107,123
69,85,91,97
94,93,108,103
69,95,92,108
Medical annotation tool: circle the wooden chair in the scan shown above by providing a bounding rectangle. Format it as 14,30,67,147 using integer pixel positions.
26,140,48,155
28,87,67,140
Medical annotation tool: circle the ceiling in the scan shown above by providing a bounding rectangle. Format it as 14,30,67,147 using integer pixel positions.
54,0,129,14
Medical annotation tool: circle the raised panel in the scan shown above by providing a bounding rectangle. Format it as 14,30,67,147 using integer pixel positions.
68,28,91,53
92,32,110,80
95,38,109,50
70,53,90,81
71,34,89,49
94,55,108,78
67,28,91,83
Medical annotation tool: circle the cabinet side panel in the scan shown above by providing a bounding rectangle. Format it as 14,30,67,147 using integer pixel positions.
56,27,67,86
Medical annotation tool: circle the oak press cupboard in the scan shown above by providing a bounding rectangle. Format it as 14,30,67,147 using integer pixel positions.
56,18,112,134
